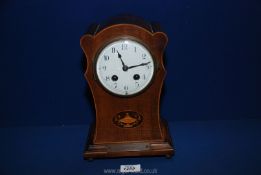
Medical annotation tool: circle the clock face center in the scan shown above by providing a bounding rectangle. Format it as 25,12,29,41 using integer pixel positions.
95,39,155,96
122,65,128,72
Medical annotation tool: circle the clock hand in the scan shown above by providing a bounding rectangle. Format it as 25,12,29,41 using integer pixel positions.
128,62,151,69
116,51,128,71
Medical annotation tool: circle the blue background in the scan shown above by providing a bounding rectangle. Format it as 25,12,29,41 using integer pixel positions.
1,0,260,127
1,0,261,175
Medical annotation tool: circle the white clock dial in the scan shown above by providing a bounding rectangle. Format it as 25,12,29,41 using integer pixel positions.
95,39,155,96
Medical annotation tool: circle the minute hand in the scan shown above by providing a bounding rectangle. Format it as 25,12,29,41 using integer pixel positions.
128,62,151,70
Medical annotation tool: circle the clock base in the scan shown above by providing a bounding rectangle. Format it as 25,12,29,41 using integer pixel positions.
83,120,175,159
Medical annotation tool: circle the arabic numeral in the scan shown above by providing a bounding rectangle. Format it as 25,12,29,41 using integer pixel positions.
105,76,110,81
142,53,146,59
124,85,129,95
112,47,116,53
104,55,109,61
124,166,135,171
102,66,106,71
135,82,140,88
122,44,128,50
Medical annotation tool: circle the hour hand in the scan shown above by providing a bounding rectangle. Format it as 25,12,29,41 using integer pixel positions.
117,51,123,65
128,62,151,69
117,51,128,71
117,50,122,59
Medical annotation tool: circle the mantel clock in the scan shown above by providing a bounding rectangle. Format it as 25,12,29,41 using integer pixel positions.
80,16,174,159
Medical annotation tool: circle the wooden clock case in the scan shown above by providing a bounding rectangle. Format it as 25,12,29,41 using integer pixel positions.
80,17,174,159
